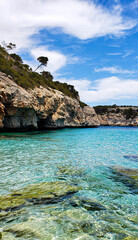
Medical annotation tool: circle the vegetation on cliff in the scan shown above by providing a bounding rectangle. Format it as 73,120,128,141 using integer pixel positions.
0,45,82,102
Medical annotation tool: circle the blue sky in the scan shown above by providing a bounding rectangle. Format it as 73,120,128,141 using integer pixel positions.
0,0,138,106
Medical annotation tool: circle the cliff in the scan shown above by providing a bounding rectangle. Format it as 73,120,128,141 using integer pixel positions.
0,72,100,131
95,106,138,127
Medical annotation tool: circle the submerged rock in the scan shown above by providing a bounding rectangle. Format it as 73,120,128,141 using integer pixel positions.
123,237,137,240
111,166,138,194
52,208,95,238
57,165,85,178
1,209,95,240
0,232,16,240
69,195,106,211
126,215,138,224
0,181,81,211
2,217,55,239
74,235,95,240
124,155,138,162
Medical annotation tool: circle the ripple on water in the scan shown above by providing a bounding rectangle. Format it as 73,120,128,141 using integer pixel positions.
0,127,138,239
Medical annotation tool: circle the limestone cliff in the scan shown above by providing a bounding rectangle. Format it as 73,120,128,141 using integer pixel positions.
95,106,138,127
0,72,100,131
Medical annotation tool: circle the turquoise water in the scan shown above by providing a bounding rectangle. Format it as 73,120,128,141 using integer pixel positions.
0,127,138,239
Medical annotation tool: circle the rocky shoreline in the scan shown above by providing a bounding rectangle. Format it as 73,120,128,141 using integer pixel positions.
0,72,100,131
97,108,138,127
0,71,138,132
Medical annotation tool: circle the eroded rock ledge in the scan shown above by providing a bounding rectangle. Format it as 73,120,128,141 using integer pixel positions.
0,72,100,131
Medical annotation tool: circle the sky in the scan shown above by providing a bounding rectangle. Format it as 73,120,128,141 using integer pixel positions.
0,0,138,106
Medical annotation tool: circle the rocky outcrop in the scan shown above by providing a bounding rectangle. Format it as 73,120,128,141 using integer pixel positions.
0,181,81,211
0,72,99,131
96,107,138,127
110,166,138,194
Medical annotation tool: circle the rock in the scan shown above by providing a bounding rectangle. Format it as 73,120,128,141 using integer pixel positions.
57,165,85,177
0,181,81,211
2,211,95,240
124,155,138,162
126,215,138,224
96,106,138,126
0,209,27,224
3,217,54,239
0,232,16,240
69,195,106,211
74,235,95,240
123,237,137,240
0,71,99,131
0,102,5,128
0,196,26,212
53,209,95,238
111,166,138,194
57,209,93,222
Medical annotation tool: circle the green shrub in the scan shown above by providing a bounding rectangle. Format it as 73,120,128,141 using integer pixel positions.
10,53,23,63
123,108,138,119
79,101,87,108
0,46,80,100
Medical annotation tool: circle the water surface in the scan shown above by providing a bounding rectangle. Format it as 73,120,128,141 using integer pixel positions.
0,127,138,239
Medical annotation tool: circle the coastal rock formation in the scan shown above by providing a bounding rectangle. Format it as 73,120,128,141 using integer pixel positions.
0,72,99,131
96,106,138,127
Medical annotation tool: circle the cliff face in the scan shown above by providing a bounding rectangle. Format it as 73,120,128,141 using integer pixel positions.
97,107,138,127
0,72,100,131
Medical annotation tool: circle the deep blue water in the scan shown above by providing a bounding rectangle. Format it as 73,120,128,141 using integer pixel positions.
0,127,138,239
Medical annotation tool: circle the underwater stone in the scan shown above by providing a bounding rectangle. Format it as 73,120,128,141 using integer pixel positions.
70,195,106,211
124,155,138,162
3,219,53,239
0,181,81,211
0,232,16,240
111,166,138,194
57,208,93,222
57,165,85,177
0,196,26,212
126,215,138,224
123,237,137,240
74,234,95,240
53,209,95,238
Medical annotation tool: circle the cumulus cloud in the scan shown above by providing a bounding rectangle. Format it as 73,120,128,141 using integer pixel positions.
0,0,136,50
57,77,138,103
31,47,67,73
95,66,133,74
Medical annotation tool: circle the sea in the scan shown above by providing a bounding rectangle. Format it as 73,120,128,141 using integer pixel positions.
0,126,138,239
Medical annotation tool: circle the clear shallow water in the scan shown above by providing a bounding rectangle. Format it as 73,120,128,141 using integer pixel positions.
0,127,138,239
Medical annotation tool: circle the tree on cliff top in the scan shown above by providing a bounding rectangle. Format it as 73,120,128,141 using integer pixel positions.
34,56,49,72
1,41,16,52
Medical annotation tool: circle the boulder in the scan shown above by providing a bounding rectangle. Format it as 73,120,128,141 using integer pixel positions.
0,181,81,211
111,166,138,194
69,195,106,211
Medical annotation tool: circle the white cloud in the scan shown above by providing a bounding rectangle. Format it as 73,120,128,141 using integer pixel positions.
123,51,133,58
57,76,138,103
0,0,136,51
107,53,122,56
95,66,133,74
30,47,67,73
